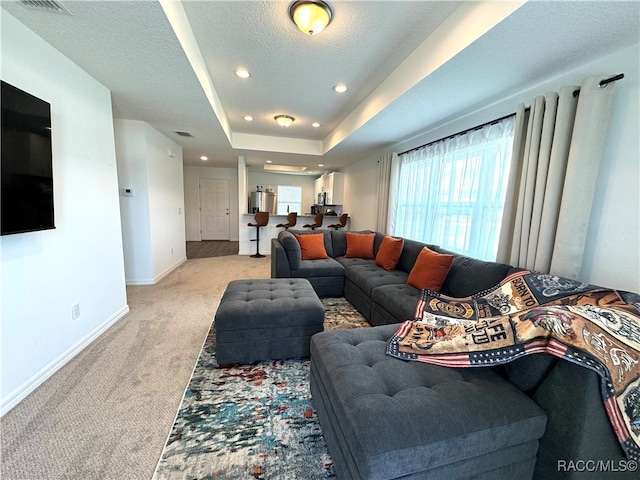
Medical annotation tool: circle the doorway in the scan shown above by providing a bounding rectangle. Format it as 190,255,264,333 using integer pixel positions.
199,178,230,240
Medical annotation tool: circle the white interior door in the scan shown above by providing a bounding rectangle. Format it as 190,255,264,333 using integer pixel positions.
200,178,230,240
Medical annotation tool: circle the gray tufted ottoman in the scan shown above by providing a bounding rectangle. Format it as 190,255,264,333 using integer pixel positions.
214,278,325,364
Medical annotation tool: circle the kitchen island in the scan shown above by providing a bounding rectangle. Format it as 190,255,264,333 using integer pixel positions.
239,213,348,255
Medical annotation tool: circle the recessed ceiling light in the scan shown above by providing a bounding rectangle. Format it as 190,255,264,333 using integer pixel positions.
200,156,208,161
333,84,347,93
266,160,273,164
312,122,321,128
244,115,254,121
318,164,324,167
235,68,250,78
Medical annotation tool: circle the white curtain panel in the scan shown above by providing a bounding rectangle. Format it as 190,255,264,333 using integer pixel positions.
376,153,396,233
497,76,616,278
393,117,515,260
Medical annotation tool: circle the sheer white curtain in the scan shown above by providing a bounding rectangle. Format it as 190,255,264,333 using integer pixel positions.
497,75,616,278
393,116,516,260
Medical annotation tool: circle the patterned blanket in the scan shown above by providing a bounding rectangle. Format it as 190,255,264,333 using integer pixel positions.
386,271,640,460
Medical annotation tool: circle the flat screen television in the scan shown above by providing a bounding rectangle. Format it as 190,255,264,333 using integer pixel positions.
1,80,55,235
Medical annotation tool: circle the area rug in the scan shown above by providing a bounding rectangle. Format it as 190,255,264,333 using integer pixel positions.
153,297,369,480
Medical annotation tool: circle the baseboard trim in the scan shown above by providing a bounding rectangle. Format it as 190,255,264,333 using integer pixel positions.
125,256,187,286
0,304,130,417
154,256,187,284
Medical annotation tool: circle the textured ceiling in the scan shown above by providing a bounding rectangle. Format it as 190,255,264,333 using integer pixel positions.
2,0,639,175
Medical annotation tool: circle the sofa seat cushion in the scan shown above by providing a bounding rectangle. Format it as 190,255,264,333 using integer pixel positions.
290,258,345,278
334,256,373,269
371,283,421,324
342,261,408,296
310,326,547,480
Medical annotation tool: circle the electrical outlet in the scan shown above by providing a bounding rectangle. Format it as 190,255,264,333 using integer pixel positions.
72,303,80,319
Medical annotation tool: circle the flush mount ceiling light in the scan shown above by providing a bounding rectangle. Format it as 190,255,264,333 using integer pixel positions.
200,156,208,161
235,68,250,78
244,115,254,121
274,115,295,127
289,0,333,35
312,122,321,127
333,84,347,93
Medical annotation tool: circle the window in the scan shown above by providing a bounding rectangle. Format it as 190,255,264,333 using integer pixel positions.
277,185,302,215
393,115,515,261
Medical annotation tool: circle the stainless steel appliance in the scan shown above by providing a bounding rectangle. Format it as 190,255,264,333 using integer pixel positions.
249,186,277,214
317,192,327,205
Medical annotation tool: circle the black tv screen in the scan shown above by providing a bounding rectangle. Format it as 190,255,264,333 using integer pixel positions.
1,81,55,235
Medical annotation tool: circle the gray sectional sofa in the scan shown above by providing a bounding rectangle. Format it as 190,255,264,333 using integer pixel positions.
270,230,634,479
271,230,517,325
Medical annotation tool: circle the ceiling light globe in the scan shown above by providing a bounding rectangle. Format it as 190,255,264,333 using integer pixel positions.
274,115,295,127
289,1,333,35
235,68,250,78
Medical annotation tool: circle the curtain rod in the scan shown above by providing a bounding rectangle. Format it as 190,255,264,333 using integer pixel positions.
399,112,516,156
573,73,624,97
400,73,625,156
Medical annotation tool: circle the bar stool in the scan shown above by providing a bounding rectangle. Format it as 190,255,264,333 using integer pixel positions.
248,211,269,258
328,213,348,230
276,212,297,230
303,213,324,230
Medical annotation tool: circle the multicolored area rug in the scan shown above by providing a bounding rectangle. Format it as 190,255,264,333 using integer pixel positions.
153,297,369,480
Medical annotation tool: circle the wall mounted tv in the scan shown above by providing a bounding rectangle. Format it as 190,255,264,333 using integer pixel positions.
1,80,55,236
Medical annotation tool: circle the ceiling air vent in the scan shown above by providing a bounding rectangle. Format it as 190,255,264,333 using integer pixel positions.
20,0,73,15
174,131,194,138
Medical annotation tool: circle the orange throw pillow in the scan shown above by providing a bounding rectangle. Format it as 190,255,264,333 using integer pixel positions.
407,247,454,291
294,233,329,260
375,235,404,271
344,232,375,259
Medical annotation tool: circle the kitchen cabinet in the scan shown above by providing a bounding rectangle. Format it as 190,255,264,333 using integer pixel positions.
315,172,344,205
314,176,324,199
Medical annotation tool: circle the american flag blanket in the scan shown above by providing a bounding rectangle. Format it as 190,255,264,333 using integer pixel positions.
386,271,640,460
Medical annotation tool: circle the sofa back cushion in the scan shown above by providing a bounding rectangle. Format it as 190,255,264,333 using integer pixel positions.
396,238,440,274
438,249,514,297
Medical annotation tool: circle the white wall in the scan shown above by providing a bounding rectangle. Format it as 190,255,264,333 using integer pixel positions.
145,125,186,280
344,42,640,293
114,120,186,284
184,165,239,241
114,120,153,281
1,12,129,415
342,161,378,231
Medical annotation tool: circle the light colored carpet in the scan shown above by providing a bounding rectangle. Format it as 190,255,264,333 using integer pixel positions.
1,255,270,480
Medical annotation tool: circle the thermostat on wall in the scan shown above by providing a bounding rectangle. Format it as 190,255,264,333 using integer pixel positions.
122,187,135,197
